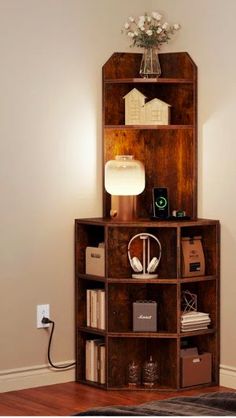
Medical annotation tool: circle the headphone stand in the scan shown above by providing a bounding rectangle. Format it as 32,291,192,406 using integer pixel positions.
132,273,158,279
128,233,162,279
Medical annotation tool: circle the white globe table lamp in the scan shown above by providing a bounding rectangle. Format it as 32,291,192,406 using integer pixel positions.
105,155,145,221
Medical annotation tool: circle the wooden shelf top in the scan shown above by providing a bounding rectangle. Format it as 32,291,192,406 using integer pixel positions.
104,124,193,130
108,332,177,338
77,327,216,338
78,326,106,336
77,274,217,284
104,77,194,84
180,328,216,337
75,217,220,227
108,329,215,338
108,275,217,284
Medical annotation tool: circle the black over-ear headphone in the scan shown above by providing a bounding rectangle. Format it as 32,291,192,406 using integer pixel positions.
128,233,162,274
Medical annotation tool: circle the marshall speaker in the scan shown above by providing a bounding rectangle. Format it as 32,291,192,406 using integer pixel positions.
133,301,157,332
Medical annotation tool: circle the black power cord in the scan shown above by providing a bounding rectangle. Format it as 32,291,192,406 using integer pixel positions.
42,317,76,369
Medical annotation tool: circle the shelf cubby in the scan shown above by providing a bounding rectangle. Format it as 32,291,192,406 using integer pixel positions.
108,283,177,333
107,337,178,390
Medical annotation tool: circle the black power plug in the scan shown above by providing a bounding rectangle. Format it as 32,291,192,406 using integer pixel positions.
41,316,53,325
41,316,76,369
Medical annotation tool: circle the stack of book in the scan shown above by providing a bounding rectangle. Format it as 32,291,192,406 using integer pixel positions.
85,339,106,384
86,289,105,330
181,311,211,332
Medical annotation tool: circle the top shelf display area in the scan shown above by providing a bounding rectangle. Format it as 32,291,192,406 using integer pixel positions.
103,52,197,80
103,52,197,127
102,52,197,219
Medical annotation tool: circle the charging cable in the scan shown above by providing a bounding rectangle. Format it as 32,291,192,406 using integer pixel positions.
42,317,76,369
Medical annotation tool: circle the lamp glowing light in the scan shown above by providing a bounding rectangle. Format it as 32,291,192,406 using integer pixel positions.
105,155,145,220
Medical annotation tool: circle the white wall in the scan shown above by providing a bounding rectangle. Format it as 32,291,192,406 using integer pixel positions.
0,0,235,391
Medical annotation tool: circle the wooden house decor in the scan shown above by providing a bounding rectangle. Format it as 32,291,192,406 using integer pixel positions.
124,88,146,125
124,88,171,125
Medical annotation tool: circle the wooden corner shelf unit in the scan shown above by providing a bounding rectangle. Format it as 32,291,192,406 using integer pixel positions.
75,52,220,391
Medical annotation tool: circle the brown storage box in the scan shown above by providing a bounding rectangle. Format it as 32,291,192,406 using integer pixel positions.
181,352,212,387
181,236,205,277
85,246,105,277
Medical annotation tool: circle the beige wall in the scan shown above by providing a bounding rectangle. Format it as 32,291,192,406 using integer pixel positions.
0,0,235,391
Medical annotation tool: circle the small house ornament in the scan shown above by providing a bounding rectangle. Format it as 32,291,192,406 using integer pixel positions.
124,88,170,125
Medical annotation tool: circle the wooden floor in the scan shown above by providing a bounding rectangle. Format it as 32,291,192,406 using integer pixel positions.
0,382,235,416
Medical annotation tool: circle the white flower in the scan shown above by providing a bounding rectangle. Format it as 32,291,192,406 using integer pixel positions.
138,20,144,28
122,11,181,49
173,23,180,30
152,11,162,20
139,15,145,21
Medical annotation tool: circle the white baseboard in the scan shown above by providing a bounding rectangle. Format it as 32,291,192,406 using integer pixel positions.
1,362,235,393
220,364,236,389
0,361,75,393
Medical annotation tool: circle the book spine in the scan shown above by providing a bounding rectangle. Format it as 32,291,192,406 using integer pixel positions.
90,290,98,328
86,289,91,327
93,341,99,382
100,291,105,330
85,340,91,381
97,290,102,330
99,344,106,384
97,290,105,330
89,340,95,382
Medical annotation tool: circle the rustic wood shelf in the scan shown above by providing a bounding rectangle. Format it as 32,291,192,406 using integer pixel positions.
108,332,178,338
75,52,220,391
104,124,193,129
78,273,106,283
78,326,106,336
75,217,220,390
105,78,194,84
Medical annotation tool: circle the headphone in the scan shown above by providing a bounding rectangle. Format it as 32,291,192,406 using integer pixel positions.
128,233,162,274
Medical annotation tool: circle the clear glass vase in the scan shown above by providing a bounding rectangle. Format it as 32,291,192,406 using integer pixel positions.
139,48,161,78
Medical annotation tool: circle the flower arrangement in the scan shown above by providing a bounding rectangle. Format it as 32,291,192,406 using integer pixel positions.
122,12,181,49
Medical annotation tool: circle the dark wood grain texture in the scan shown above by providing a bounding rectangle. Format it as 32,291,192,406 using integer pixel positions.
74,52,219,392
102,52,197,219
75,219,220,390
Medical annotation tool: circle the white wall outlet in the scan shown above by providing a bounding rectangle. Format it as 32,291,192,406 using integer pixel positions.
37,304,50,328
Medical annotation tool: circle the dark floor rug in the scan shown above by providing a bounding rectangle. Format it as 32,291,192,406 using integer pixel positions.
75,392,236,416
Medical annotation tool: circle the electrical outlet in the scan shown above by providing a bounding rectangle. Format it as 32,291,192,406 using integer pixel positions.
37,304,50,328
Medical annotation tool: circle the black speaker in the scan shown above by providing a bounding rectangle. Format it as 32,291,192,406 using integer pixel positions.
152,187,169,218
